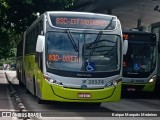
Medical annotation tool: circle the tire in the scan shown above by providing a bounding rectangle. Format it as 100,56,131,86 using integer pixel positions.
24,74,30,94
16,70,20,80
33,77,36,96
85,102,101,107
25,87,30,94
19,80,23,86
36,96,44,104
92,103,101,107
33,77,44,104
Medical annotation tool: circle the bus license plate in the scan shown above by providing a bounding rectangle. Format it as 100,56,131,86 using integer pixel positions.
82,79,104,85
127,88,136,91
78,93,91,98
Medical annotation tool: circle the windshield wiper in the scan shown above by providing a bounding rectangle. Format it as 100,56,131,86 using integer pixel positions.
66,29,79,52
87,17,115,61
105,17,114,30
66,29,80,62
89,30,103,58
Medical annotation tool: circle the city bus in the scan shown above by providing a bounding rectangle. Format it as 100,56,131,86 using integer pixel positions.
16,11,126,105
122,31,158,92
150,22,160,93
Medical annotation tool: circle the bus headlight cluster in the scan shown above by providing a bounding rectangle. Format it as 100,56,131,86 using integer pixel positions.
105,80,118,88
43,74,63,86
148,75,156,83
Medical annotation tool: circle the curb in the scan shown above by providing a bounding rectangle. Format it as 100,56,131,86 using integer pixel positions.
5,72,30,120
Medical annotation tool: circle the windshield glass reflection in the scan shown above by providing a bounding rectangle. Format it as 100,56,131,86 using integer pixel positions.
46,31,120,72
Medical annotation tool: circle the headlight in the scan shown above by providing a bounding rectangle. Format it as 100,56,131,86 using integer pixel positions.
113,80,118,86
148,75,156,83
105,79,119,88
43,74,63,86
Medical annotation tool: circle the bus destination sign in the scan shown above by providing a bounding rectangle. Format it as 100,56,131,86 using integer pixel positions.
56,17,107,27
50,15,116,30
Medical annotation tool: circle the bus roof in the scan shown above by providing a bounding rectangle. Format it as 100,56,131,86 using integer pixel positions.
25,11,120,33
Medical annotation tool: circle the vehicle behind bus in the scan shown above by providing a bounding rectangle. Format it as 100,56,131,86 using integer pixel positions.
151,22,160,94
122,31,157,92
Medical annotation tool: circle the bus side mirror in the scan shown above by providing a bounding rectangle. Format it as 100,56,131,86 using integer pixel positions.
122,40,128,55
36,35,45,52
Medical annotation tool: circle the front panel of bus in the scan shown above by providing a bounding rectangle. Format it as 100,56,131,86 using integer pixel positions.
36,12,123,102
122,32,157,92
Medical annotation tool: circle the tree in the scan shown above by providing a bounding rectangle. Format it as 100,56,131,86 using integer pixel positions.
5,0,75,33
0,0,75,60
0,31,10,59
0,0,11,59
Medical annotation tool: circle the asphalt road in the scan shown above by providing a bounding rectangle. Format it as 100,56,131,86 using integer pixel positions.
3,71,160,120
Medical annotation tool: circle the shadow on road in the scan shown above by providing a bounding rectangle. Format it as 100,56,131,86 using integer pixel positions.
121,91,160,99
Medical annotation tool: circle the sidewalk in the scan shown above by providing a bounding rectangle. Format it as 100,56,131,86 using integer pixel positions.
5,70,19,85
0,70,15,119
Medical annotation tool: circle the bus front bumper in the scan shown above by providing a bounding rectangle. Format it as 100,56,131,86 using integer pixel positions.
122,82,156,92
41,80,122,102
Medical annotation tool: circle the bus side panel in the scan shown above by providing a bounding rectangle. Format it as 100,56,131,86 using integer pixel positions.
155,54,160,93
24,54,45,97
24,55,34,94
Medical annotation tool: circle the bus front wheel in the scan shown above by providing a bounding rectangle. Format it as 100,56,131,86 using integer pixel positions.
86,102,101,107
36,96,44,104
92,103,101,107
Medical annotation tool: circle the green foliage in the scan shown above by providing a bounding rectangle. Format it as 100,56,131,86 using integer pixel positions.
0,0,76,60
0,0,7,29
0,31,10,59
5,0,75,33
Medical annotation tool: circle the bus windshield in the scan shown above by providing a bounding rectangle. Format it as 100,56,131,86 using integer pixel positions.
46,31,120,72
123,39,156,76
